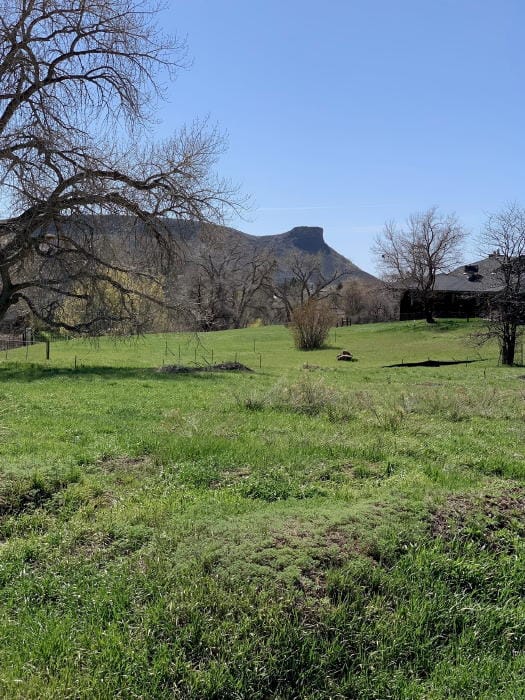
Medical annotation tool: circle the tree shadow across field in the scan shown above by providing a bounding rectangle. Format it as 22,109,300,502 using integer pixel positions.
396,318,474,333
384,358,483,368
0,363,238,383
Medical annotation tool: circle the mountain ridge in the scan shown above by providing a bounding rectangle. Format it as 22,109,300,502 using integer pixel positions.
164,219,377,283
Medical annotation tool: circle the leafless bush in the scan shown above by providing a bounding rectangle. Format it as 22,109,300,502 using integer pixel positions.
290,299,335,350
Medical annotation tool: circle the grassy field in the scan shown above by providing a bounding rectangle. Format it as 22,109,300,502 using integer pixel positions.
0,320,524,698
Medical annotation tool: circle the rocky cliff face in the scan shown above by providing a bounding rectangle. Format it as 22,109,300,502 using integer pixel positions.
273,226,327,254
248,225,376,282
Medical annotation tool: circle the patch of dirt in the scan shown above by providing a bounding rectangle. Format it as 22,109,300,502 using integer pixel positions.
211,361,253,372
95,455,153,473
70,530,118,558
431,489,525,550
297,528,381,601
158,361,253,374
70,528,150,560
157,364,194,374
213,466,251,488
269,523,362,597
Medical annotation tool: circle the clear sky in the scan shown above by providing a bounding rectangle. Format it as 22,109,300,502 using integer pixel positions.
155,0,525,275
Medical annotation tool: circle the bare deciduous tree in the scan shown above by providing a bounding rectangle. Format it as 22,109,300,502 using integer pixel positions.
340,279,367,319
339,279,397,323
373,207,466,323
268,251,344,323
0,0,238,333
174,227,276,331
476,203,525,365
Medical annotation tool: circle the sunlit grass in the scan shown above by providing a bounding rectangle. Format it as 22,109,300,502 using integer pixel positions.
0,320,523,698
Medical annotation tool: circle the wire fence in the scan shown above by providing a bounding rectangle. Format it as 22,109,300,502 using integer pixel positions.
0,324,503,371
0,331,271,370
158,336,264,369
0,330,67,359
0,332,36,352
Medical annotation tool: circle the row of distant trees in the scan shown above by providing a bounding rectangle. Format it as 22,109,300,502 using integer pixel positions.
168,204,523,362
53,230,395,335
171,228,396,332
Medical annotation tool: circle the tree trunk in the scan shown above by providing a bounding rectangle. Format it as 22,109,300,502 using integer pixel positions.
501,324,516,365
424,300,436,323
422,292,436,324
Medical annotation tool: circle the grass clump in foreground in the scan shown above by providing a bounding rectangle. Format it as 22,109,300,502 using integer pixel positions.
0,320,524,698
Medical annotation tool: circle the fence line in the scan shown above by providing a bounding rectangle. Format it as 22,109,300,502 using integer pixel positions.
161,341,264,370
0,330,65,355
0,335,37,352
0,332,268,370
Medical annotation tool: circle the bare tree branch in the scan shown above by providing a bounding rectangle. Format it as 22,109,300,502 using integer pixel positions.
372,206,466,323
173,226,276,330
474,202,525,365
0,0,241,334
266,250,345,323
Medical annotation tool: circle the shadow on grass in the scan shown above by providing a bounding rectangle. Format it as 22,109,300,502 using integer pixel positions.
384,358,483,368
0,363,234,383
396,318,476,333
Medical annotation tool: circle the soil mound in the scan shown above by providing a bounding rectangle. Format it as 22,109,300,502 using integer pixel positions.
158,362,253,374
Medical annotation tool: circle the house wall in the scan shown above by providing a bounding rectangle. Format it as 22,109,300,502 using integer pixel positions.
399,290,492,321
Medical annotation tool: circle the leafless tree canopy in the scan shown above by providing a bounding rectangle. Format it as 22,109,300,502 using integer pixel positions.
476,202,525,365
173,226,276,331
0,0,238,332
267,251,344,323
339,279,397,323
373,206,466,322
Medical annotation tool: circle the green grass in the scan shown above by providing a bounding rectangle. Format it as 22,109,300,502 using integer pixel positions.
0,320,524,698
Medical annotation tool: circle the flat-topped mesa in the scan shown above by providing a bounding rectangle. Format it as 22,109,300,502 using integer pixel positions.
280,226,326,254
46,216,377,282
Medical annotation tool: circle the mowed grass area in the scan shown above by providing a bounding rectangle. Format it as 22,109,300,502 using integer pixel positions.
0,320,524,698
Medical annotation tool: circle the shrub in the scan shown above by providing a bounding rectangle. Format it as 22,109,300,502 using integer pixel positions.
289,299,335,350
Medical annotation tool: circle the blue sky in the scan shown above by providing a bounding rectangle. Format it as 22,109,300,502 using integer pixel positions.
155,1,525,274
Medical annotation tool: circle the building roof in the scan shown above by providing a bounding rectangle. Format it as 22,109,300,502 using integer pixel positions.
433,255,505,293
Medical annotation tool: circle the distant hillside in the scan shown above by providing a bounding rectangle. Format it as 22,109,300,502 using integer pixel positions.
163,220,377,284
1,216,381,334
35,215,376,284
